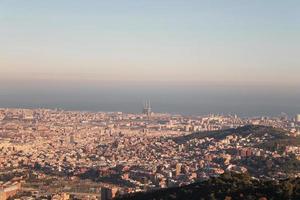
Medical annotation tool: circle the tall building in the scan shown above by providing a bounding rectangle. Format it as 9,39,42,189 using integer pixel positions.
175,163,182,176
100,187,118,200
69,133,75,144
296,114,300,123
142,100,152,116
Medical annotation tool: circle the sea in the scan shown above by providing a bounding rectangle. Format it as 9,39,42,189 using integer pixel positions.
0,82,299,117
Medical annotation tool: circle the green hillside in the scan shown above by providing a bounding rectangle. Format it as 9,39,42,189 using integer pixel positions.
117,172,300,200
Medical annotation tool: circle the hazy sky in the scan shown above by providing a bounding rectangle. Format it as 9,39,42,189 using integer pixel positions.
1,0,299,86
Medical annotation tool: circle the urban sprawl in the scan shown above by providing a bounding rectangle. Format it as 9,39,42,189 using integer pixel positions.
1,106,300,200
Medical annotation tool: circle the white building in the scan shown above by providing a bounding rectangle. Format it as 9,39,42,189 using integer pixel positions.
296,114,300,123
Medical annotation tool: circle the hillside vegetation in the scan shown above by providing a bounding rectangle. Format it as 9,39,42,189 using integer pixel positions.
117,172,300,200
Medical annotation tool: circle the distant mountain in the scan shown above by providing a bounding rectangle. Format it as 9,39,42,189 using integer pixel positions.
173,125,300,152
117,172,300,200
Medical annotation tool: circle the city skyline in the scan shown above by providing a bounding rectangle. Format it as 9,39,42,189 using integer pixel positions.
0,107,299,199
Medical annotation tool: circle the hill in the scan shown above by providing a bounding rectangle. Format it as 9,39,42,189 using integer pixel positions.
117,172,300,200
173,125,300,152
174,125,289,143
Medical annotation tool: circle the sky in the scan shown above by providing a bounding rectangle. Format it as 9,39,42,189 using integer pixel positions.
1,0,299,85
0,0,299,116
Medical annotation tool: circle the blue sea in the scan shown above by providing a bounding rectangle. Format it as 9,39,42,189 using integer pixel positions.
0,81,299,117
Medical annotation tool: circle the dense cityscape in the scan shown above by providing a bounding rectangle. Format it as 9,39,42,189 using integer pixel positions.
2,0,300,199
0,105,299,200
